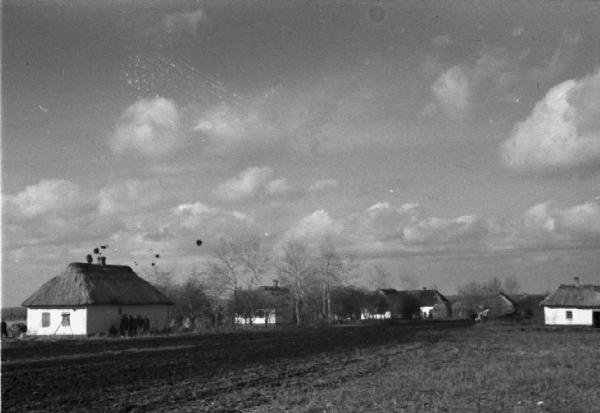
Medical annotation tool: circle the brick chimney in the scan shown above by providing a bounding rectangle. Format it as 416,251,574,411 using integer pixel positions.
273,279,279,288
574,276,580,286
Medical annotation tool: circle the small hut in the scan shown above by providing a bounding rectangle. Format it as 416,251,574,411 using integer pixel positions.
22,262,173,335
541,284,600,326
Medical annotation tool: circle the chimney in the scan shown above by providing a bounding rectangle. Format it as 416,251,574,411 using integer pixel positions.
86,254,93,264
273,279,279,288
98,256,106,266
574,276,580,286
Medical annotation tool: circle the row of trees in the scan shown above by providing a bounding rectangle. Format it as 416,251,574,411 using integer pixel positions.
146,233,522,329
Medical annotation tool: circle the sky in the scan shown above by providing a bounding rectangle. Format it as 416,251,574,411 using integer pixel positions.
3,0,600,307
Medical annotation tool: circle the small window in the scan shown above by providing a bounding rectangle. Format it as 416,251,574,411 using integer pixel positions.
61,313,70,327
42,312,50,327
566,311,573,319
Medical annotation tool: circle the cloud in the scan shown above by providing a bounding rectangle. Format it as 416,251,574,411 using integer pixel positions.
215,166,293,201
431,66,471,119
110,97,182,159
501,69,600,172
4,179,93,219
97,179,168,215
280,210,343,248
522,198,600,246
432,34,453,47
512,25,525,37
403,215,488,246
161,9,208,36
307,179,339,194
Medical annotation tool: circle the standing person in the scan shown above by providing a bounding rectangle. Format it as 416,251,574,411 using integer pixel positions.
128,314,135,337
1,320,8,339
120,314,129,337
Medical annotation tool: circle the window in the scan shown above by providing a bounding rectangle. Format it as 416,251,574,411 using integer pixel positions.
566,311,573,320
42,312,50,327
61,313,70,327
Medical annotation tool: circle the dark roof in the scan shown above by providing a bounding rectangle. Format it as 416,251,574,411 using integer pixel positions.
541,285,600,308
22,263,173,307
379,289,450,306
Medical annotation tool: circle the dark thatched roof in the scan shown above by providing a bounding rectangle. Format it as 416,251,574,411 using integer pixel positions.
541,285,600,308
379,289,450,306
22,263,173,307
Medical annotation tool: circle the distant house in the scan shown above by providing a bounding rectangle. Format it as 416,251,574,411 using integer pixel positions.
22,262,173,335
361,288,451,320
541,284,600,327
234,281,292,325
451,292,517,319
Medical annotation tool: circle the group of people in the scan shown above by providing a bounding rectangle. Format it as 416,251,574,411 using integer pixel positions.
119,314,150,337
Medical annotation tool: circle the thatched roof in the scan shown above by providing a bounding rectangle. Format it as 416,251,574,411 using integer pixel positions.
22,263,173,307
541,285,600,308
379,289,450,306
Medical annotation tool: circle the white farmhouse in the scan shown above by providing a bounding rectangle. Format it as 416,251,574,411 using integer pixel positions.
541,284,600,327
22,262,173,335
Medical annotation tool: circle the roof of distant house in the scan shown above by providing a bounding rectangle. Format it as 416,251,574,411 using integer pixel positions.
541,285,600,308
379,288,450,306
22,263,173,307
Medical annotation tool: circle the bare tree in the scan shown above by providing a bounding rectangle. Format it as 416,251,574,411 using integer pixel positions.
503,276,521,295
205,232,269,323
277,240,316,326
370,265,392,290
316,239,354,323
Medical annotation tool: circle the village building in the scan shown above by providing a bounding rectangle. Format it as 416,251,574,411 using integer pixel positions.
234,280,292,325
361,288,452,320
541,283,600,327
22,261,173,335
451,292,518,319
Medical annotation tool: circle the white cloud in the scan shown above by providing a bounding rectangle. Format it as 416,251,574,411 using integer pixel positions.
98,179,166,215
110,97,182,159
281,210,342,248
501,69,600,172
161,9,208,36
431,65,471,119
266,178,291,196
530,29,581,84
4,179,92,219
432,34,453,47
307,179,338,194
522,198,600,245
402,215,487,245
215,166,293,201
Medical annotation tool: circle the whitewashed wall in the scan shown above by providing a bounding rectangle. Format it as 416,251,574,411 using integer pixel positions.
420,306,434,318
235,310,277,325
360,311,391,320
27,308,87,335
27,305,171,335
544,307,593,326
87,305,171,334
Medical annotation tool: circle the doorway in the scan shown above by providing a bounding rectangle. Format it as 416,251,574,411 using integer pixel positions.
593,311,600,328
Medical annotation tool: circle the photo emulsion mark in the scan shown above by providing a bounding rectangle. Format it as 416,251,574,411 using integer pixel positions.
2,0,600,411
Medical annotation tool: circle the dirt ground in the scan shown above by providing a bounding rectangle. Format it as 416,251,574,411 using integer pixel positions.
1,321,466,412
3,321,598,412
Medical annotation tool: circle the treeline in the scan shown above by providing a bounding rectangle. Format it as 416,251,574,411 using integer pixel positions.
145,234,523,330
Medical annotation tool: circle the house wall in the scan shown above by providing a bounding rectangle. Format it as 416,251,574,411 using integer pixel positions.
360,311,391,320
544,307,594,326
420,306,433,318
27,308,87,335
86,305,171,334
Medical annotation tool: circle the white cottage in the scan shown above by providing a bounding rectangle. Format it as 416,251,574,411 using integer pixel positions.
22,262,173,335
541,284,600,327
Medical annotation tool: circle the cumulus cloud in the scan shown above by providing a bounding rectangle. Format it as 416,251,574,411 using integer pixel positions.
4,179,93,219
521,198,600,245
431,65,471,119
501,69,600,172
110,97,182,158
530,29,581,84
403,215,487,245
161,9,208,36
307,179,339,194
98,179,167,215
280,210,343,248
432,34,453,47
215,167,292,201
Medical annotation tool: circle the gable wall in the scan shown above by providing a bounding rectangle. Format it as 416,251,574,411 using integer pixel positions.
27,308,87,335
544,307,593,326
